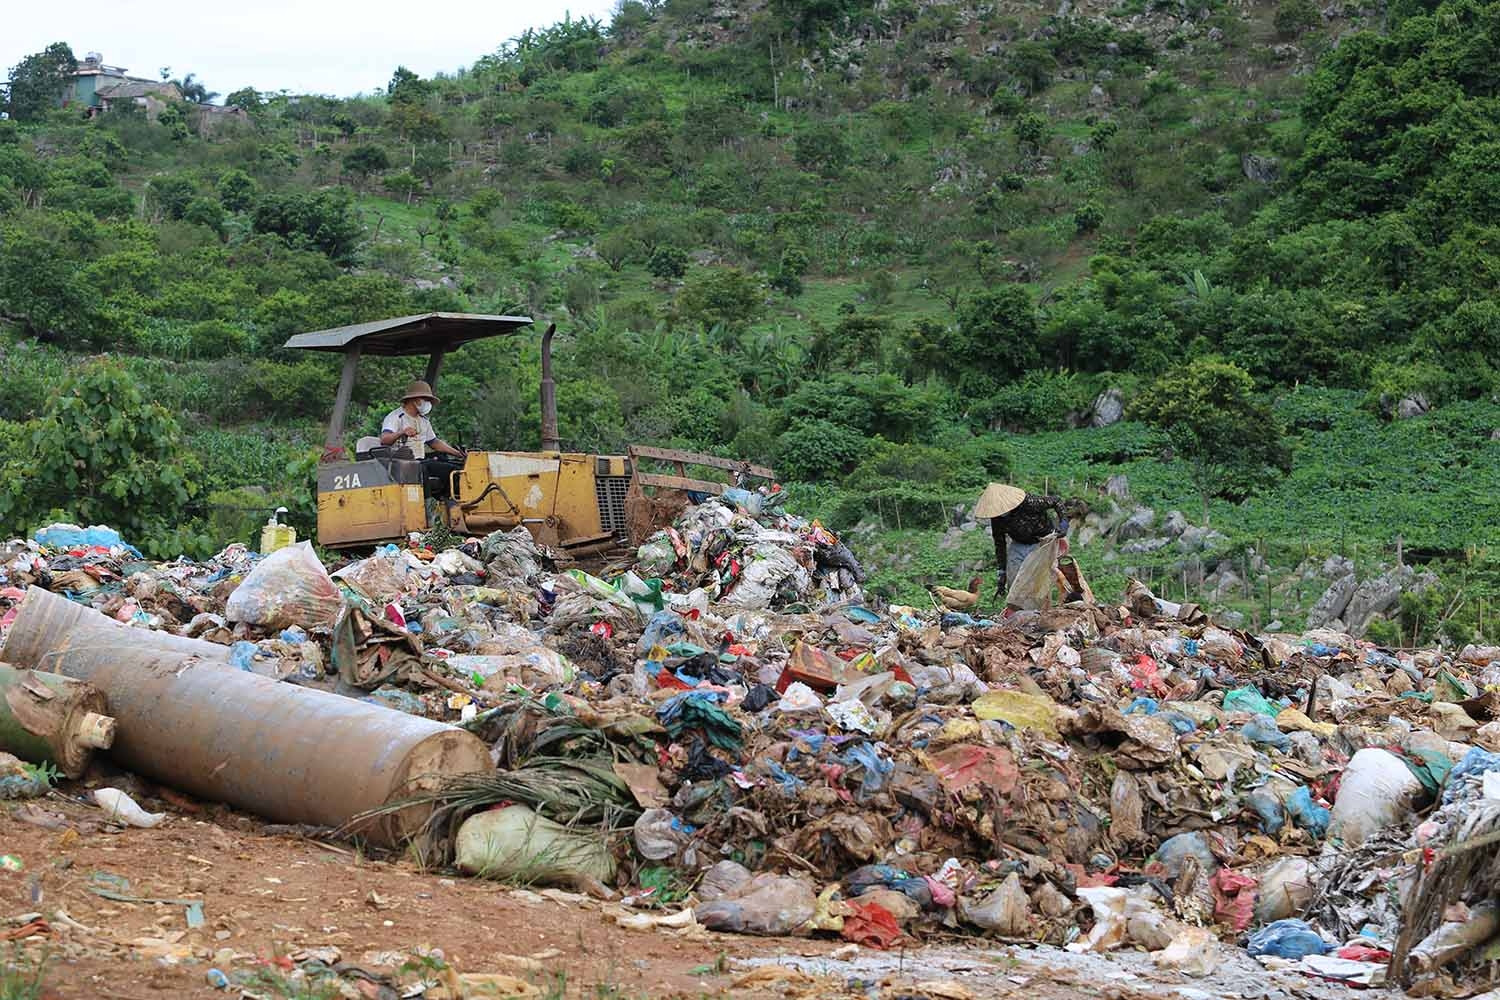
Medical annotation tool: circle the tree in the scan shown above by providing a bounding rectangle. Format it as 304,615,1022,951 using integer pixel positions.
411,145,450,184
793,123,852,178
1006,41,1056,96
343,144,391,188
216,169,257,212
646,245,689,279
224,87,261,113
173,72,218,104
183,196,226,238
1014,112,1052,157
955,286,1041,384
251,189,362,263
674,267,765,331
596,229,641,271
387,66,429,105
1133,358,1290,522
0,360,204,558
382,170,422,205
1274,0,1320,38
4,43,77,122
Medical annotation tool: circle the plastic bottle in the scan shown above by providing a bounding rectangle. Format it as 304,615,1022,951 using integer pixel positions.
259,506,296,555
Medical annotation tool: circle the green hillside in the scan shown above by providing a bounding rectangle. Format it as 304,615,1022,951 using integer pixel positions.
1,0,1497,641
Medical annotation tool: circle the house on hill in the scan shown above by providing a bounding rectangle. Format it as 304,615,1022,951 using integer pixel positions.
67,52,180,119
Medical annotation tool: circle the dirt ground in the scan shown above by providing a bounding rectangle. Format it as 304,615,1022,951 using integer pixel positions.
0,789,1379,1000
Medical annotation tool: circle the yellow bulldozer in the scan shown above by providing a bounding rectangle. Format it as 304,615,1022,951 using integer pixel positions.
287,313,775,555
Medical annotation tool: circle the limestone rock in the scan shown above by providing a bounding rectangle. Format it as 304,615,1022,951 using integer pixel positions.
1116,507,1156,541
1307,573,1357,629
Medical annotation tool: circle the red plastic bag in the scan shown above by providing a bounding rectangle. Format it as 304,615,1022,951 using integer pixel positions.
1210,868,1257,931
841,899,903,949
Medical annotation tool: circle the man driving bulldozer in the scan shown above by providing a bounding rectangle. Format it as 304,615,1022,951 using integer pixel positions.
379,380,466,498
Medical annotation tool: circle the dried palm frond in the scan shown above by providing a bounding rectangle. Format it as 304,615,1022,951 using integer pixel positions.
1390,801,1500,984
342,755,641,868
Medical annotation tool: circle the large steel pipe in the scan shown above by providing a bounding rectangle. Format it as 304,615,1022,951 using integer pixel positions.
0,587,489,844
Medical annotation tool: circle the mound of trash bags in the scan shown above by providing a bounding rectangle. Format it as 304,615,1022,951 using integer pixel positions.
6,509,1500,994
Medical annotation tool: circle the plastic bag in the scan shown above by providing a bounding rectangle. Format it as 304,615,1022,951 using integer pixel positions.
1154,831,1218,880
331,550,409,604
698,860,753,902
695,873,816,936
636,533,678,577
1223,686,1279,717
93,787,165,828
34,523,141,557
1247,918,1330,959
1285,785,1331,837
226,542,343,630
456,805,615,885
1241,715,1291,752
1004,537,1061,610
1255,857,1314,924
959,872,1031,936
1328,748,1424,845
633,808,694,864
727,545,809,610
973,690,1060,738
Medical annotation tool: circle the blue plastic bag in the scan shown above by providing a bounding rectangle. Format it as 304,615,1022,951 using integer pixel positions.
1125,697,1159,715
941,611,996,629
1246,786,1285,836
1160,711,1198,734
34,524,141,557
1241,715,1291,752
842,742,894,799
1286,785,1330,837
1247,919,1331,959
228,640,259,671
1443,747,1500,804
636,610,686,658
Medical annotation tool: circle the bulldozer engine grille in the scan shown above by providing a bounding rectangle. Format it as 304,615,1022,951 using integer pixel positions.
596,475,631,536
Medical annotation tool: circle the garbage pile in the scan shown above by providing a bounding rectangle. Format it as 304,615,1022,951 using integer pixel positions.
4,501,1500,995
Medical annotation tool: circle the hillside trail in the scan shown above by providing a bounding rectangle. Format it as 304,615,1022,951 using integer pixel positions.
0,797,1389,1000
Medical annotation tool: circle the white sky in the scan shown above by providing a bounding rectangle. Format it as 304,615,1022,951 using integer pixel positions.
3,0,620,98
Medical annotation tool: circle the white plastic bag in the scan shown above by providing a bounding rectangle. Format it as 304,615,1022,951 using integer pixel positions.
227,542,343,630
1328,748,1424,845
93,788,165,828
1005,537,1061,610
331,550,409,604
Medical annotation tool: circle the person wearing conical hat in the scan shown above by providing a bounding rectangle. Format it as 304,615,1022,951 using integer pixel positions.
380,379,467,498
976,483,1071,597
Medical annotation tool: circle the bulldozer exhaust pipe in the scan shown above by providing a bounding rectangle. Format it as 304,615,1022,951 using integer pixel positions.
539,322,559,452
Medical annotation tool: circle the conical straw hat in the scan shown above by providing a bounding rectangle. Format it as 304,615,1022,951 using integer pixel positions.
975,483,1026,519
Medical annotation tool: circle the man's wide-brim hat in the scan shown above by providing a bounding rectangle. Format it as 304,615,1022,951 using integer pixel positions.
402,380,439,403
975,483,1026,519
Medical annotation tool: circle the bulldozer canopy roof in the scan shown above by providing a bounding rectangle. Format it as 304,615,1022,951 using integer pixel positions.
283,312,533,356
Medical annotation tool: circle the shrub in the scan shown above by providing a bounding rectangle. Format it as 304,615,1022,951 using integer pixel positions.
774,419,869,482
1274,0,1320,38
0,360,209,558
186,319,251,359
1074,199,1105,233
984,371,1094,431
646,245,689,279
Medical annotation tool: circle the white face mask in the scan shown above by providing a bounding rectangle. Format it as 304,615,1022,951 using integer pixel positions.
417,400,433,416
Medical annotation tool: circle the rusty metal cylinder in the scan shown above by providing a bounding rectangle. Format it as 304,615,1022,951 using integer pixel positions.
0,587,490,844
0,589,233,663
0,663,115,778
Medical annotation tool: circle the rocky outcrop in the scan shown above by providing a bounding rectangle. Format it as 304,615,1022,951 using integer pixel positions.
1307,573,1357,629
1115,507,1156,541
1089,389,1125,428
